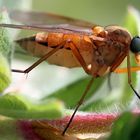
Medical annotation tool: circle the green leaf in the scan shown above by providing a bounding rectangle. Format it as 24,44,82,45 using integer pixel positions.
0,10,12,93
0,10,12,61
82,96,116,112
0,118,22,140
108,112,140,140
0,94,65,119
44,76,105,109
124,6,140,36
0,53,11,93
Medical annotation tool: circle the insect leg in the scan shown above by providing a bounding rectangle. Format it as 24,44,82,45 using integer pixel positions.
67,40,91,74
12,42,65,73
127,53,140,99
114,66,140,73
114,53,140,99
107,73,113,90
62,77,94,135
60,40,93,135
110,53,127,72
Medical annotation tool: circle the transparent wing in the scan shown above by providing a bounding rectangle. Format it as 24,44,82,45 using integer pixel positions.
0,10,96,35
9,10,94,28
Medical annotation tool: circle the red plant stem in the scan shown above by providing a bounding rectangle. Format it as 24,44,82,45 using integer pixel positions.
46,113,117,134
18,113,117,140
17,112,140,139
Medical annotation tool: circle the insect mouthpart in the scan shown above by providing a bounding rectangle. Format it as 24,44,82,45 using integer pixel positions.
130,36,140,53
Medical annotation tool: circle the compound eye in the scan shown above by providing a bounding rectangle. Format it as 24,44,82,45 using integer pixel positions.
130,36,140,53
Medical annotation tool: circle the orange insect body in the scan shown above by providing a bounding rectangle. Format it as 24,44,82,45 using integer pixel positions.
18,26,131,77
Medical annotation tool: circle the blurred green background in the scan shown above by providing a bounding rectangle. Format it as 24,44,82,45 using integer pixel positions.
1,0,140,25
32,0,140,26
0,0,140,110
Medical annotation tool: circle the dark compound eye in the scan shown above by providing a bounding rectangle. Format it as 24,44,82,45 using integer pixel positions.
130,36,140,53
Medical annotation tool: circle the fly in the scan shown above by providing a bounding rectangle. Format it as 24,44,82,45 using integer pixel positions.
0,10,140,135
